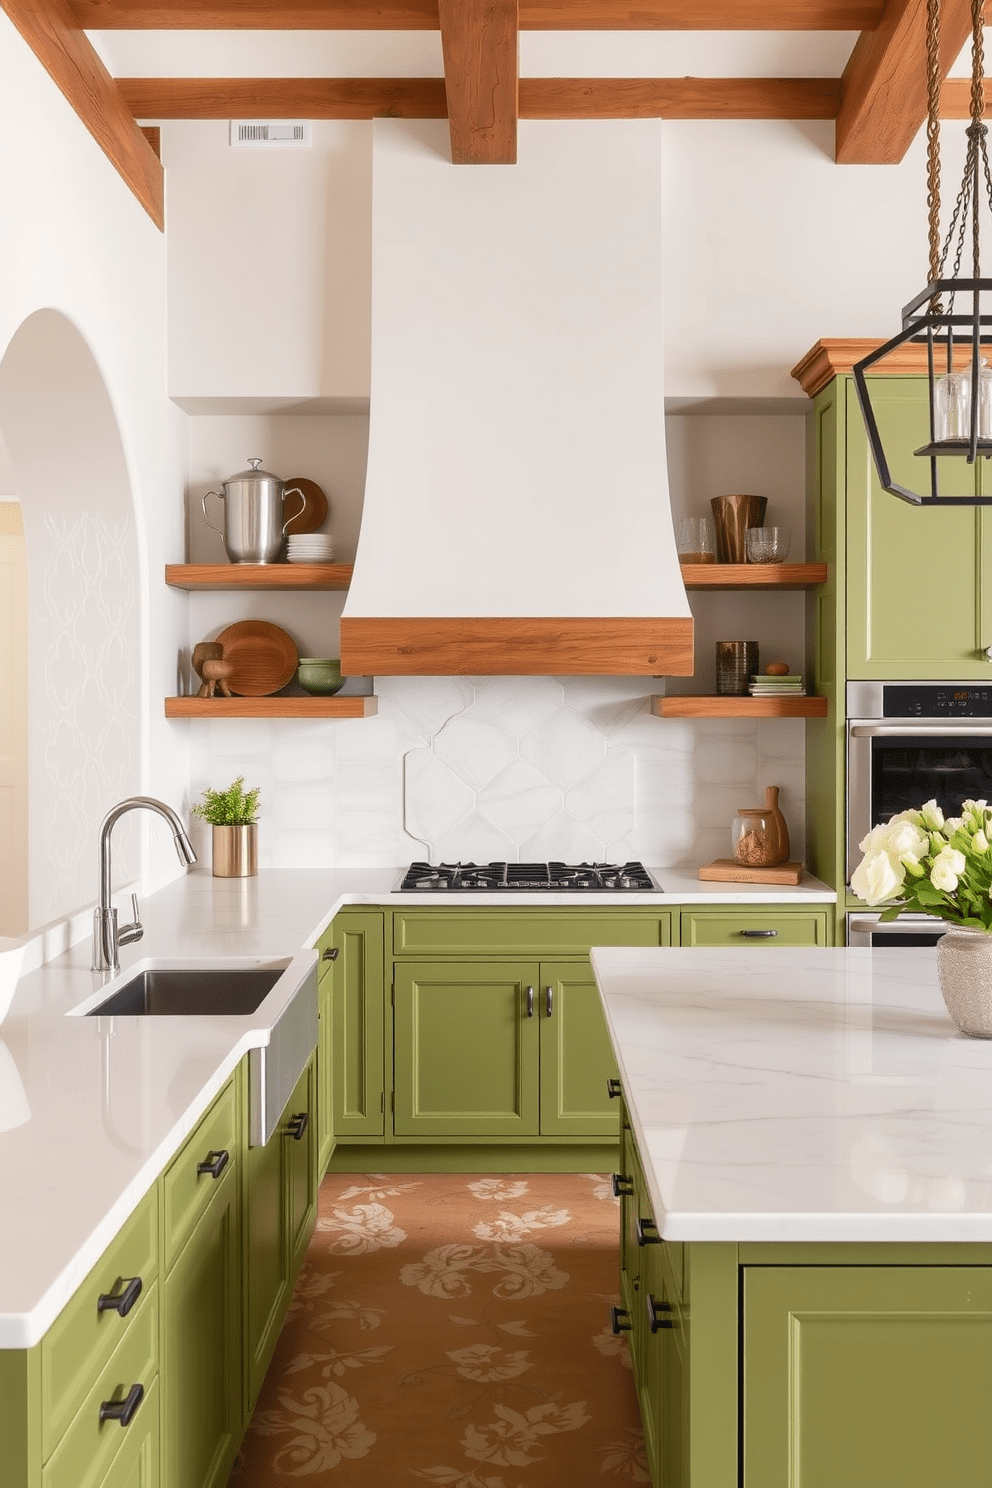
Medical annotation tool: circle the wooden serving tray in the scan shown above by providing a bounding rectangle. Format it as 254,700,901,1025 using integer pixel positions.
698,858,804,886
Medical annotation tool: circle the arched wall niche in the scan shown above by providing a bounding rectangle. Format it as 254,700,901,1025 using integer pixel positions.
0,310,141,927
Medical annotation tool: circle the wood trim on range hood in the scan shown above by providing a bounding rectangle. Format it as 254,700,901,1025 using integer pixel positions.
340,617,695,676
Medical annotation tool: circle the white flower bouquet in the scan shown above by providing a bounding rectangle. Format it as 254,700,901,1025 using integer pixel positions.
852,797,992,931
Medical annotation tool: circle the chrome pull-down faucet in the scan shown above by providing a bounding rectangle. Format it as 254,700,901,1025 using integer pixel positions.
92,797,197,973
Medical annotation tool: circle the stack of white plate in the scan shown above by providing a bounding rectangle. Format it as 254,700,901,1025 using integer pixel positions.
286,533,336,564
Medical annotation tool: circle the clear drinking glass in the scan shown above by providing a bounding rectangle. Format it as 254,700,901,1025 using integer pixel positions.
744,526,790,564
676,515,716,564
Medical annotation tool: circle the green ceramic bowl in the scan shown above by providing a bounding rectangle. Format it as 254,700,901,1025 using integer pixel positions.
297,658,344,696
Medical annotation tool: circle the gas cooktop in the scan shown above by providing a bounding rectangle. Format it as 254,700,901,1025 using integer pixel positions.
395,861,659,893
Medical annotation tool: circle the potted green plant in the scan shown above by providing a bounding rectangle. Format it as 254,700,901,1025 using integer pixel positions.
192,776,261,878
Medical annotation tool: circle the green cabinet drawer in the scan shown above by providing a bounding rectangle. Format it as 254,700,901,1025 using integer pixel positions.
162,1078,238,1271
393,910,672,957
680,910,831,948
43,1288,158,1488
42,1185,158,1458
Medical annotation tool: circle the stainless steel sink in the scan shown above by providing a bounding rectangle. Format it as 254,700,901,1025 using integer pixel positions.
86,967,283,1017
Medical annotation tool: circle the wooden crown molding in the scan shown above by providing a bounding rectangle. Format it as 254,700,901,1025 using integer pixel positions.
67,0,884,29
2,0,164,226
788,337,978,398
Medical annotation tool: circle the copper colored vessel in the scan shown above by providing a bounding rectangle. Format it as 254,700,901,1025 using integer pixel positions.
710,494,768,563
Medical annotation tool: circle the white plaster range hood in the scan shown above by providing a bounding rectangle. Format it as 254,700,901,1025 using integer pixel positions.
340,118,693,677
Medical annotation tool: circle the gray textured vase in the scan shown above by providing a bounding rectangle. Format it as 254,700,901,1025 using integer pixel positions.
936,929,992,1036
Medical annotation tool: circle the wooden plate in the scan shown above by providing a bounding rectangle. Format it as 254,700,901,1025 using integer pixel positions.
214,620,298,696
282,477,329,536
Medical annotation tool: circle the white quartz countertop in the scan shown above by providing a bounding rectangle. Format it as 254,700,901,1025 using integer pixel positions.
592,944,992,1245
0,864,834,1349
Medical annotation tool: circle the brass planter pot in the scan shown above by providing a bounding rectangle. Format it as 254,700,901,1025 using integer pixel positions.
211,823,258,878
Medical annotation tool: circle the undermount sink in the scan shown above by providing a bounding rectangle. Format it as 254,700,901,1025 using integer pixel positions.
86,966,283,1018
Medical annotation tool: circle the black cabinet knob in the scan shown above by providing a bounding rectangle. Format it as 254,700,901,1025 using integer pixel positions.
287,1112,308,1141
606,1078,623,1100
196,1149,229,1179
635,1217,661,1246
647,1295,675,1333
99,1382,144,1427
97,1276,142,1317
611,1172,634,1197
322,946,339,961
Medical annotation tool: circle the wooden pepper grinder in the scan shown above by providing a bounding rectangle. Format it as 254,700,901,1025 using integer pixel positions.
763,786,790,865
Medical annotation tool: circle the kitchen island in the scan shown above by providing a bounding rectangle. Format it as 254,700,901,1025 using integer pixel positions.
592,944,992,1488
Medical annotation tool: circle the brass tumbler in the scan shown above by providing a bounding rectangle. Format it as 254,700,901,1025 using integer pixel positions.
710,494,768,563
212,823,258,878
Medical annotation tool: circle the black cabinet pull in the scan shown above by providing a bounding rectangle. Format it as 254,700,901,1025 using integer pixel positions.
737,928,778,938
97,1276,142,1317
322,946,339,961
287,1112,308,1141
611,1172,634,1198
99,1382,144,1427
196,1149,229,1179
647,1295,675,1333
606,1078,623,1100
610,1306,632,1335
636,1217,661,1246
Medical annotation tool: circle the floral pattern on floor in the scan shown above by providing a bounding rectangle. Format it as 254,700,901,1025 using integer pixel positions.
228,1172,647,1485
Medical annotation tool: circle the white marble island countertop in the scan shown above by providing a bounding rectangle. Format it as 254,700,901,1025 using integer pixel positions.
592,945,992,1245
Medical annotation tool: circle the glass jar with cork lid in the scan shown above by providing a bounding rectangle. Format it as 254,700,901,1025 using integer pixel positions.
732,786,790,868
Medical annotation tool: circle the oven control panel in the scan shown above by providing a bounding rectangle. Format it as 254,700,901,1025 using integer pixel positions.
883,684,992,717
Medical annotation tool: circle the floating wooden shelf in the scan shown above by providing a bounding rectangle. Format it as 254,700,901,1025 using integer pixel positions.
165,696,377,719
651,695,828,719
679,562,827,590
165,563,353,591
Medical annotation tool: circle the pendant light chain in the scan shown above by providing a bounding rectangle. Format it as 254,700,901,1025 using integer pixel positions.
926,0,943,293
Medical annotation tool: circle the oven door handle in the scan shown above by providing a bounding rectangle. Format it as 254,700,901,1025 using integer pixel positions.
848,916,950,936
849,724,992,737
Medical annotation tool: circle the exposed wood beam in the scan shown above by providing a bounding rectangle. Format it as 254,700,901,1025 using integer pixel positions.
836,0,973,164
438,0,518,163
118,77,448,116
941,76,992,115
118,74,839,120
1,0,164,226
140,123,160,155
68,0,883,28
520,76,839,117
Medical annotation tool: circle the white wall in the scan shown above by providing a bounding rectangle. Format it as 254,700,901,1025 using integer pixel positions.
0,15,189,930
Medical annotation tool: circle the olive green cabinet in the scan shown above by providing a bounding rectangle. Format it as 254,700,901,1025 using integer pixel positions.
679,907,832,948
838,376,992,679
316,939,336,1177
744,1265,992,1488
243,1054,318,1412
161,1080,242,1488
324,910,385,1140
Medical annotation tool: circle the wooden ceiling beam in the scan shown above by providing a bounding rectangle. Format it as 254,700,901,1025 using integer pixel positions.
118,74,840,119
68,0,883,28
438,0,518,163
0,0,164,226
836,0,973,164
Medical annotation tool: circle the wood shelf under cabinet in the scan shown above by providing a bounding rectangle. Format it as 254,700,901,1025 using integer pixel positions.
679,562,827,589
165,696,377,719
165,563,353,591
651,695,828,719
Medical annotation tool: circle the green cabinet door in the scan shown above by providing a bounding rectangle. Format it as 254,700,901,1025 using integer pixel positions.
243,1119,288,1412
286,1056,319,1278
329,911,385,1139
316,971,334,1176
94,1377,160,1488
638,1240,685,1488
538,961,619,1138
162,1166,241,1488
393,960,540,1137
744,1265,992,1488
846,377,992,678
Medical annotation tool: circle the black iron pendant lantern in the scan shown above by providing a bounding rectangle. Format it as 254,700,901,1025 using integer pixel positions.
854,0,992,506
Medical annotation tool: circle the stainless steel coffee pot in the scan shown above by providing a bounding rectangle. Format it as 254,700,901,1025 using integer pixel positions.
201,458,306,564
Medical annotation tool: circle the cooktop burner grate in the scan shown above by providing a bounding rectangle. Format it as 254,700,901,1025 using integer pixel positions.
395,861,658,892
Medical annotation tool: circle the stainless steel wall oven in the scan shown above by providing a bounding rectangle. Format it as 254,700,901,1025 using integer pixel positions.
846,681,992,886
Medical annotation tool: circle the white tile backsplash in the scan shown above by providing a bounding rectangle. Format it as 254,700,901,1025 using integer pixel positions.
188,675,806,868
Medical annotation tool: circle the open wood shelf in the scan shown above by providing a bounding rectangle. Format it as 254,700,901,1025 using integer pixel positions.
165,696,377,719
651,695,828,719
165,563,353,590
679,562,827,589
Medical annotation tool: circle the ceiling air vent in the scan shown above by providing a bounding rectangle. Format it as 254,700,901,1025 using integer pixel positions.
230,121,311,146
